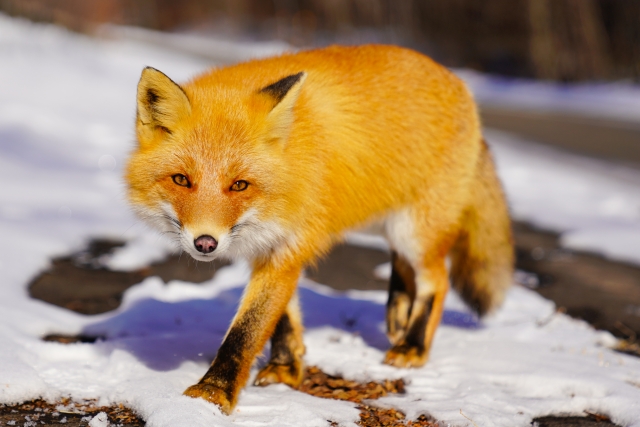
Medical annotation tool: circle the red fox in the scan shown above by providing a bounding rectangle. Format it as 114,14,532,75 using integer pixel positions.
126,44,513,414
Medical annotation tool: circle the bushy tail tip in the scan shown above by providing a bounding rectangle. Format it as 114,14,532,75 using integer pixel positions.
450,141,514,316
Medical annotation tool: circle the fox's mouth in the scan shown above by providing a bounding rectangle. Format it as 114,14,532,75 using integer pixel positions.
187,251,218,262
182,242,224,262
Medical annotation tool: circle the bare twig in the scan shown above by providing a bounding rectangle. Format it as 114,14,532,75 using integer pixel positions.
459,409,480,427
584,410,611,422
615,321,637,343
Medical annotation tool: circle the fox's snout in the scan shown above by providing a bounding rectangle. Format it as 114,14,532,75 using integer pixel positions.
194,235,218,254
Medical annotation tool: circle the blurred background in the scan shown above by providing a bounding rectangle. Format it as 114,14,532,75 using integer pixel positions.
2,0,639,81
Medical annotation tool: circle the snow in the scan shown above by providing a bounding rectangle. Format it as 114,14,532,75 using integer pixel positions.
89,412,109,427
1,13,640,427
106,234,176,272
459,68,640,125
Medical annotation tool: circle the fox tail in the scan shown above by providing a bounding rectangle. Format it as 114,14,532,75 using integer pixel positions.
450,141,514,316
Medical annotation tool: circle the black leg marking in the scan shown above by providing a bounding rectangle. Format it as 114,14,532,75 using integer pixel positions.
387,252,416,304
387,251,417,339
200,309,256,395
269,313,295,365
387,259,408,307
403,296,434,352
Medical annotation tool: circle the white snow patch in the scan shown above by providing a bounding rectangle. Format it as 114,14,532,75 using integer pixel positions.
106,233,177,271
373,262,392,281
561,227,640,265
89,411,110,427
344,232,390,252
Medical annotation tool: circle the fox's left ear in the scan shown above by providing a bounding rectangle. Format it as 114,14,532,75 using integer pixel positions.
136,67,191,143
259,72,307,143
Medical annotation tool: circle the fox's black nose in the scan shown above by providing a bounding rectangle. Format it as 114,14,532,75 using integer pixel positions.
194,235,217,254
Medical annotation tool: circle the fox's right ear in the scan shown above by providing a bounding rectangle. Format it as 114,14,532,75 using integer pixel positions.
136,67,191,143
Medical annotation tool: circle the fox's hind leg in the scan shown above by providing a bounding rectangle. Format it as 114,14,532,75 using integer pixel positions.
383,208,454,368
384,258,448,367
254,293,305,388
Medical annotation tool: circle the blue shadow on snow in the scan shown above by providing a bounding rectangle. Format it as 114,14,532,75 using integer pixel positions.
82,285,478,371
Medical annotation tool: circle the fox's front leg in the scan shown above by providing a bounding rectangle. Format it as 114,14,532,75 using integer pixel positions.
184,260,302,414
254,293,305,388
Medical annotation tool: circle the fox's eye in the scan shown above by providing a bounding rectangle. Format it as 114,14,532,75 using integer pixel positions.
230,180,249,191
172,174,191,187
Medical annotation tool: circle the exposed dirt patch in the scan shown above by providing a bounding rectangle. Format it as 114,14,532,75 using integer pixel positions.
299,366,436,427
513,222,640,341
533,412,617,426
43,333,103,344
299,366,405,402
356,407,435,427
306,243,390,291
0,399,144,426
29,239,228,315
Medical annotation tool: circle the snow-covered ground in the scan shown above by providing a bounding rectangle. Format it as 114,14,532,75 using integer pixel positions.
1,14,640,427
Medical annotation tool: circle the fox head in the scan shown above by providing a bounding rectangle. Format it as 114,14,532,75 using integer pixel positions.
126,67,307,262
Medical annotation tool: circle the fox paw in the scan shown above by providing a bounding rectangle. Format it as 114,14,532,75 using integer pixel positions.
384,344,428,368
184,383,233,414
254,361,303,388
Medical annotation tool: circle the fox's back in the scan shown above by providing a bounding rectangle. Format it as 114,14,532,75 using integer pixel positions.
181,45,482,232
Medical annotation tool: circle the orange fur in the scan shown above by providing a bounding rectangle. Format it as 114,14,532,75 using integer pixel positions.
125,44,513,414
